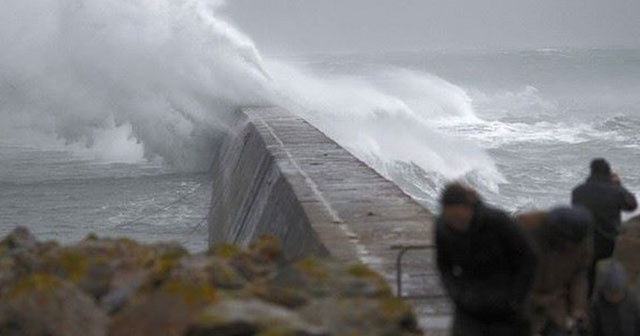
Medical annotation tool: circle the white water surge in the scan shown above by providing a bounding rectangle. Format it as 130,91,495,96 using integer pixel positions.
0,0,504,207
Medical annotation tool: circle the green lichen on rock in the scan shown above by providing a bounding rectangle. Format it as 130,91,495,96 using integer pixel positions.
0,228,423,336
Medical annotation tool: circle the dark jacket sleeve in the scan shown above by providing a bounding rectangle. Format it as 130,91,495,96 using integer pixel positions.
495,211,538,306
619,186,638,212
571,187,581,207
571,187,588,213
435,224,460,302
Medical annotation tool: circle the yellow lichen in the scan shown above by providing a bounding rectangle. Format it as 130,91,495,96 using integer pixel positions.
48,250,89,283
249,235,283,261
191,307,227,326
257,329,290,336
7,273,62,298
153,256,177,275
378,297,414,323
209,260,246,289
212,244,242,259
249,284,308,308
83,232,99,241
346,264,378,278
295,258,329,281
161,280,216,306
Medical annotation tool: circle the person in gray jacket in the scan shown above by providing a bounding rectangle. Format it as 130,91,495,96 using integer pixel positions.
590,260,640,336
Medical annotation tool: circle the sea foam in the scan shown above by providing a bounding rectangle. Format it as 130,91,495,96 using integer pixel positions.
0,0,504,197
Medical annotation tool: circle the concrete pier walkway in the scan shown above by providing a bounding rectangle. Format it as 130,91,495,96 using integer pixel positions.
208,107,450,334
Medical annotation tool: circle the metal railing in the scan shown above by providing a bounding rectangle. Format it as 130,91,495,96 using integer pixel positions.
391,243,443,300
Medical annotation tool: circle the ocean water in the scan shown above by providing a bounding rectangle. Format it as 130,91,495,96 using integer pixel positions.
0,136,211,251
289,49,640,216
2,1,639,251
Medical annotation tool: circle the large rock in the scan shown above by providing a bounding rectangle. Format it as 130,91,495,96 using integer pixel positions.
0,273,108,336
300,297,421,335
28,236,189,313
187,299,326,336
0,227,38,253
271,258,391,300
0,229,424,336
0,227,45,290
109,279,217,336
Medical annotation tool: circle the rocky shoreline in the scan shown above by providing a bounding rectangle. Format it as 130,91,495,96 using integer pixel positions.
0,228,422,336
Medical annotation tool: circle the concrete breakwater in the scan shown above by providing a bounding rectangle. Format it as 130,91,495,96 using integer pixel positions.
209,106,432,273
208,107,448,333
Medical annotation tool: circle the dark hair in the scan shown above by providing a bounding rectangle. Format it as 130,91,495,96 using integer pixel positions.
545,206,592,249
590,158,611,177
440,183,478,207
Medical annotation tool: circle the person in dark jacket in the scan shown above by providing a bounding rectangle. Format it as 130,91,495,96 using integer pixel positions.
572,158,638,294
590,259,640,336
435,183,538,336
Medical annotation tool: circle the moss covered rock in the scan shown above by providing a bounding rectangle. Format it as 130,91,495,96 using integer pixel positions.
271,259,391,300
187,299,325,336
0,227,38,253
300,297,421,336
109,279,217,336
0,273,108,336
0,229,423,336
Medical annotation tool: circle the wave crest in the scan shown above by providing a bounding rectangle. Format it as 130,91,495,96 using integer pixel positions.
1,0,504,197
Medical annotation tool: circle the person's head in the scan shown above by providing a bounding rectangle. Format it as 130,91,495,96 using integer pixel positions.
545,207,592,250
440,183,479,233
597,260,628,304
590,158,612,178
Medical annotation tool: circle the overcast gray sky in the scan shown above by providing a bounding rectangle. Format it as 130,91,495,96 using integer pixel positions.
221,0,640,54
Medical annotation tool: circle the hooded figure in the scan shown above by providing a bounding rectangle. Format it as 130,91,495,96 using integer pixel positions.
519,207,593,335
590,260,640,336
572,158,637,294
436,183,538,336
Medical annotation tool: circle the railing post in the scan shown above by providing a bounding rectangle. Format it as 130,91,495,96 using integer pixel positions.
391,244,435,299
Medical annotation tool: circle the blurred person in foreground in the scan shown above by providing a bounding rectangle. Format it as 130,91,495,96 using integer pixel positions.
572,158,637,294
435,183,538,336
519,207,592,336
590,259,640,336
